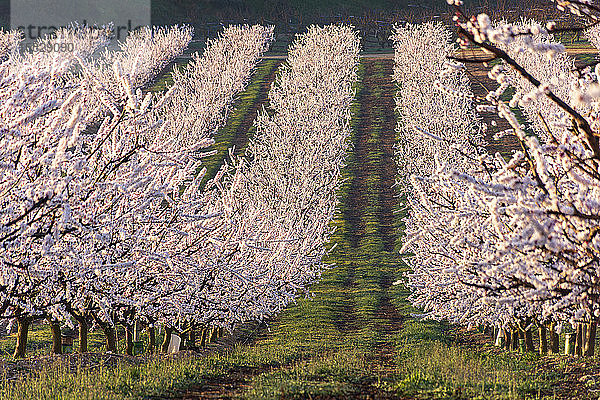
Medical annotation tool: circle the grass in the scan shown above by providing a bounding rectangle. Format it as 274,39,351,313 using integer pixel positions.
393,321,558,399
0,58,586,400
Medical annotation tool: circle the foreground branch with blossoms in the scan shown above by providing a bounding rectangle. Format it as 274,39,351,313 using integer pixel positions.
399,1,600,356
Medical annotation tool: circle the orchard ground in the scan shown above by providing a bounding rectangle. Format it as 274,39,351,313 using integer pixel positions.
1,46,600,399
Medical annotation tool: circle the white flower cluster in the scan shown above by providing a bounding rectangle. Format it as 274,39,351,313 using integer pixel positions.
0,30,22,62
393,23,513,328
82,25,193,111
0,25,270,339
0,23,360,352
197,24,360,327
399,12,600,337
554,0,599,20
392,22,484,186
490,20,576,141
156,25,274,148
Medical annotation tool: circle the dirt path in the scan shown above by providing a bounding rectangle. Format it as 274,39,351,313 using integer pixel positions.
334,59,403,339
356,60,404,370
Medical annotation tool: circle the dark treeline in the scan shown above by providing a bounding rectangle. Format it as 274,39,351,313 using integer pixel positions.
151,0,564,53
153,0,555,24
0,0,569,53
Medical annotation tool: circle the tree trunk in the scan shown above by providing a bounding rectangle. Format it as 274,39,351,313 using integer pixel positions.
518,329,525,353
189,325,196,349
134,321,140,342
504,329,511,350
494,328,502,347
200,328,207,347
124,324,134,355
13,317,31,359
148,326,156,353
161,326,173,353
566,332,576,355
49,319,62,355
582,324,588,354
549,323,560,354
103,325,118,353
576,324,583,356
525,329,535,352
585,321,597,357
78,318,88,353
538,326,548,355
511,328,519,351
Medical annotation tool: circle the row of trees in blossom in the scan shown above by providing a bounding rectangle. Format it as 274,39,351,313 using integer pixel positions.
0,22,359,357
396,1,600,356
